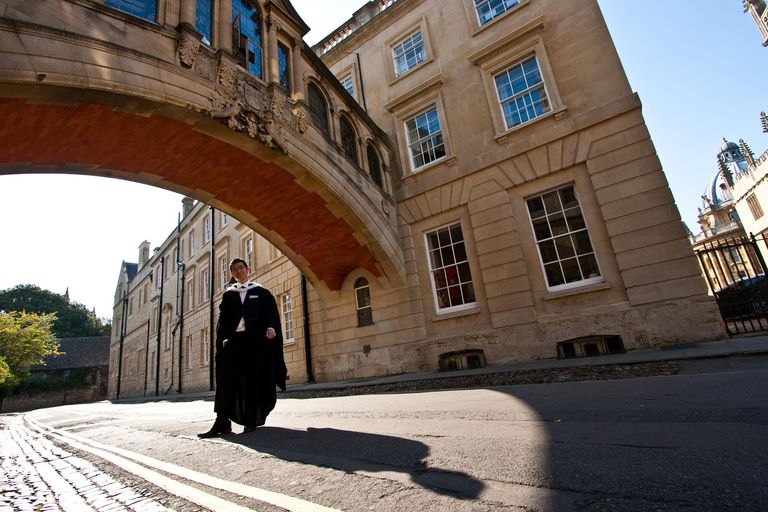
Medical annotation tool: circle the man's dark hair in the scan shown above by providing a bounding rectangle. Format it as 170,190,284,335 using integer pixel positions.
230,258,249,270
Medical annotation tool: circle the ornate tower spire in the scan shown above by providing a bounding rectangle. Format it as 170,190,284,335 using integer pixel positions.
762,111,768,133
718,155,734,187
740,138,755,166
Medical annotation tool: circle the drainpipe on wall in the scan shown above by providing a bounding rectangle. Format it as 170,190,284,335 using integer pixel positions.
143,320,150,396
355,53,367,113
300,273,313,383
116,289,126,399
177,263,185,394
209,206,216,391
155,257,164,397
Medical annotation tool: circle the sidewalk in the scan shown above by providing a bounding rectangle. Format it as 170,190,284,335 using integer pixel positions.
111,335,768,403
284,335,768,392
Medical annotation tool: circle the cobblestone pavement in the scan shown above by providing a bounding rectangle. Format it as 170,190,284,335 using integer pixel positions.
0,415,175,512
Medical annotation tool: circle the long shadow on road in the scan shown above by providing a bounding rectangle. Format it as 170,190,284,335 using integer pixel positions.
225,426,485,500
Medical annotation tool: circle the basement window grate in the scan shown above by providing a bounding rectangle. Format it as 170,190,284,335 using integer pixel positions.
557,335,624,359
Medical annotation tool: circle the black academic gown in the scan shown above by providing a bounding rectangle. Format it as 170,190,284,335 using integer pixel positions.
214,283,287,427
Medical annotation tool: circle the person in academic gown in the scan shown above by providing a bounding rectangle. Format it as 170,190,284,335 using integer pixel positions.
198,258,287,437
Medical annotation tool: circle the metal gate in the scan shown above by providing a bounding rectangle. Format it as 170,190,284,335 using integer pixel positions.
694,233,768,335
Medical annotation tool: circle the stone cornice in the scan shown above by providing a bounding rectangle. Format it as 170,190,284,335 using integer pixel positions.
383,73,446,113
467,15,547,65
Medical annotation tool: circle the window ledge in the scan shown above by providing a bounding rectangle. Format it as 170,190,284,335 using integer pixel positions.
495,106,567,144
390,57,434,86
432,305,481,322
283,339,296,346
402,154,456,181
544,281,610,301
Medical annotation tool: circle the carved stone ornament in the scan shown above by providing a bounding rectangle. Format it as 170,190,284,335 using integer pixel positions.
293,107,309,133
177,31,199,68
195,52,215,81
217,57,238,90
209,81,287,153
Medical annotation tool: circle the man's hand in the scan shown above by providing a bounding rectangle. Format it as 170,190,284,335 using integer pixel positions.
266,327,276,339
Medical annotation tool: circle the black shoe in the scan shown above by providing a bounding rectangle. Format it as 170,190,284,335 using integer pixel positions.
198,422,232,438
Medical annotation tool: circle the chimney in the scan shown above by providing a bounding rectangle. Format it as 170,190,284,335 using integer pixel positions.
181,197,195,218
138,240,150,268
182,197,195,218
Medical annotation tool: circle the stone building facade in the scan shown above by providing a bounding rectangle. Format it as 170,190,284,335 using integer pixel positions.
110,0,727,397
111,199,305,398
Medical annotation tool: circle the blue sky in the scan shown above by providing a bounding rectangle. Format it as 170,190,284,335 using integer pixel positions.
0,0,765,317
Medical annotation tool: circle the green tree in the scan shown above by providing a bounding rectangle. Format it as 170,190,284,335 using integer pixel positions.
0,285,110,338
0,311,59,402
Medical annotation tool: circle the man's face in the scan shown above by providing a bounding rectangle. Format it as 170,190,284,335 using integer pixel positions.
230,262,249,283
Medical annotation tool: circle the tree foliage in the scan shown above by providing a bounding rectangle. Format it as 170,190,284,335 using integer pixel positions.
0,311,59,398
0,285,110,338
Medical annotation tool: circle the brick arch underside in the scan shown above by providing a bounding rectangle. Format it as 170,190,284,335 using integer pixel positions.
0,98,380,290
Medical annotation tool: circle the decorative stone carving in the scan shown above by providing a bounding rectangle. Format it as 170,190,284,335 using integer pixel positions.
209,81,287,153
177,31,199,69
217,56,238,90
293,107,309,133
195,51,215,81
266,14,280,32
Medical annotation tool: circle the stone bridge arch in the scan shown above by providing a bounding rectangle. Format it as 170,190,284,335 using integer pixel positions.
0,0,405,295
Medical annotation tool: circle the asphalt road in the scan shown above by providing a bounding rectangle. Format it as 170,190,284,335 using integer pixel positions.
19,364,768,511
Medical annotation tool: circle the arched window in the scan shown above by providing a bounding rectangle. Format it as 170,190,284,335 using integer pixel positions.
233,0,263,78
367,144,383,188
354,278,373,327
278,43,291,94
340,116,358,164
308,83,329,135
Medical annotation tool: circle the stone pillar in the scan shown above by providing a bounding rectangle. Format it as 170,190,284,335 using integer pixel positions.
266,15,279,85
217,0,233,54
292,37,304,102
179,0,196,27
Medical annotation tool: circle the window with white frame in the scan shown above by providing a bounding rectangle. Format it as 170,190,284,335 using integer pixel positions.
221,212,228,227
201,268,210,302
189,231,195,257
354,277,374,327
495,56,550,130
204,216,211,243
187,277,194,312
426,223,476,312
406,107,446,170
475,0,519,26
269,244,282,262
244,237,254,269
341,75,354,98
281,294,294,343
186,335,193,370
151,304,158,333
219,255,229,290
393,31,426,76
526,185,602,290
201,328,209,366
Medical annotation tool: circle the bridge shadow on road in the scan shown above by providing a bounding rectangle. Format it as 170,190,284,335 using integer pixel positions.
225,426,485,500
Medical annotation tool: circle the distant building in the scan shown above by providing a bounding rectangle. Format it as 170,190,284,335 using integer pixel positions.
690,134,768,293
111,199,304,399
744,0,768,46
1,336,110,413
